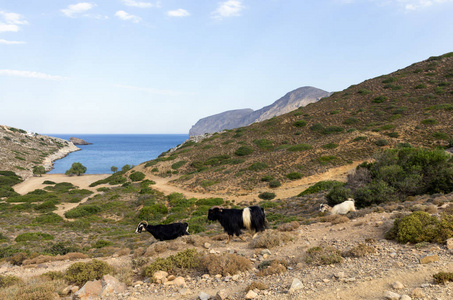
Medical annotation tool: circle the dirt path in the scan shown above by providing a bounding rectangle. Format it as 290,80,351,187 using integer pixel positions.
135,161,362,203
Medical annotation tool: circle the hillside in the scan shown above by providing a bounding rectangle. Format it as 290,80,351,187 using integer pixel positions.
0,125,79,179
189,86,331,136
141,53,453,197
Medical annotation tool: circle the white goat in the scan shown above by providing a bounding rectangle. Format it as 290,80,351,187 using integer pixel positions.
319,198,356,215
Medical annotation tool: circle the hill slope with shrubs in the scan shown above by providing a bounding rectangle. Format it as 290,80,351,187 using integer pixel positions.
139,53,453,194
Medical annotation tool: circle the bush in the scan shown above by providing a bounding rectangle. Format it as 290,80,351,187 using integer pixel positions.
171,161,187,170
129,171,145,181
385,211,439,244
298,180,344,196
15,232,54,242
326,186,352,206
0,275,21,288
269,180,281,188
286,172,302,180
142,249,200,278
93,239,114,249
248,162,268,171
65,162,87,176
433,272,453,284
372,96,388,103
258,192,276,200
375,139,389,147
47,242,80,256
235,146,254,156
322,143,338,149
253,139,274,151
421,118,437,125
64,205,102,218
322,126,345,134
293,120,307,127
304,245,343,265
32,213,63,224
65,259,113,286
200,253,251,276
256,260,287,277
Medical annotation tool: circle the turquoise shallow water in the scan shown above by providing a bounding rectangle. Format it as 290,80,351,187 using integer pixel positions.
46,134,188,174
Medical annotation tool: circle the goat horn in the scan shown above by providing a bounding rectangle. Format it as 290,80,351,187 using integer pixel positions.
141,220,148,226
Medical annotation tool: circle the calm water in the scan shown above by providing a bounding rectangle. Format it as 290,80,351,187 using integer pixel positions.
47,134,188,174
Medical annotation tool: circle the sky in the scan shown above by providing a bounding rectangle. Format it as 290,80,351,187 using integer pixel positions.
0,0,452,134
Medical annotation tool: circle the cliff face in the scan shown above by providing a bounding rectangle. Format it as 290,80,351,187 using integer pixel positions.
189,86,331,136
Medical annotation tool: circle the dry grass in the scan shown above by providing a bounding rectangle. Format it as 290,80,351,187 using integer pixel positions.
144,242,168,257
246,281,269,292
277,221,300,232
199,253,252,276
249,230,293,249
0,277,66,300
256,259,288,277
22,252,88,265
342,243,376,258
322,214,350,225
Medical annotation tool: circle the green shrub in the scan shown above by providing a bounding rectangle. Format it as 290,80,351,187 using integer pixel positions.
382,77,397,84
322,143,338,149
322,126,345,134
269,180,281,188
92,239,114,249
372,96,388,103
298,180,344,196
353,136,367,142
421,118,437,125
64,205,102,219
415,83,427,89
261,175,273,182
0,275,21,288
433,272,453,284
248,162,268,171
326,186,353,206
15,232,54,242
287,144,312,152
293,120,307,127
47,242,80,256
385,211,439,244
253,139,274,151
129,171,145,182
258,192,276,200
354,180,396,208
304,246,343,265
195,198,224,206
343,118,359,125
32,213,63,224
142,249,200,278
357,89,372,95
235,146,254,156
171,161,187,170
65,259,113,286
138,204,168,221
375,139,389,147
309,123,324,132
432,132,449,140
286,172,302,180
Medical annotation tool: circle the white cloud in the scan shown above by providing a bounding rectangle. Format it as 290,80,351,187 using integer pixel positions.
212,0,245,19
115,84,189,96
0,69,68,80
0,11,28,32
115,11,142,23
398,0,453,10
122,0,160,8
167,9,190,17
0,39,26,45
61,3,97,17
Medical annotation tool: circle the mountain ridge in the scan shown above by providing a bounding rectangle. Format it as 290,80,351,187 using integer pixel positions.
189,86,331,136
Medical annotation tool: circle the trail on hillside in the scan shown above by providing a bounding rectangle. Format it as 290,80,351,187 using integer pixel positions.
135,161,363,202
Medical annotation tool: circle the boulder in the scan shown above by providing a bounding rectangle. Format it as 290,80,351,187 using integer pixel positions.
73,280,102,300
100,275,127,297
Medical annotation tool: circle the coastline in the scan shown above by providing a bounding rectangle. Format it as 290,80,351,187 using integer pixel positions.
42,141,80,174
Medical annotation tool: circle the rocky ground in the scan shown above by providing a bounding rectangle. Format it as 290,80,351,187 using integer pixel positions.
2,208,452,300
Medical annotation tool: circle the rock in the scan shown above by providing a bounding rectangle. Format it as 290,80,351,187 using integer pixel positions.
61,286,72,296
384,290,400,300
334,272,345,279
167,275,176,281
400,295,412,300
153,271,168,284
411,288,425,298
446,238,453,250
419,254,439,264
70,137,92,145
261,249,272,256
73,280,102,300
164,276,186,287
199,292,210,300
204,242,212,249
100,275,127,296
232,274,239,281
216,289,229,300
71,286,80,294
289,278,304,293
392,281,405,289
245,290,258,299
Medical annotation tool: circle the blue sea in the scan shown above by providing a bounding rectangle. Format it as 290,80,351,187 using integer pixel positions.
46,134,189,174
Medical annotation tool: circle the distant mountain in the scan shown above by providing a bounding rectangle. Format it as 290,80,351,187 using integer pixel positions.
189,86,331,136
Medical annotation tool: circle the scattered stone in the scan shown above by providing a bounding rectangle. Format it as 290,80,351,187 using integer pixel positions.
100,275,127,297
167,275,176,281
384,290,400,300
261,249,272,256
73,280,102,300
164,276,186,287
204,242,212,249
411,288,425,298
334,272,345,279
400,295,412,300
232,274,240,281
289,278,304,293
446,238,453,250
153,270,168,284
392,281,405,290
419,254,439,264
216,289,229,300
61,286,72,296
245,290,258,299
199,292,210,300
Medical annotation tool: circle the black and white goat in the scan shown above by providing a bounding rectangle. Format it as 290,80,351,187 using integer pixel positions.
135,221,189,241
208,206,267,244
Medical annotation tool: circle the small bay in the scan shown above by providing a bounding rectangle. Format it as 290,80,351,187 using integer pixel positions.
47,134,188,174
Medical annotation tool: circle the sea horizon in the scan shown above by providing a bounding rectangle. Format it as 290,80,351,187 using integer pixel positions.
46,133,189,175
